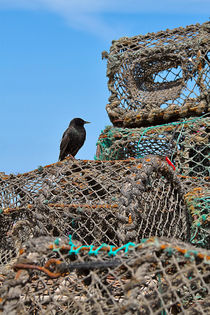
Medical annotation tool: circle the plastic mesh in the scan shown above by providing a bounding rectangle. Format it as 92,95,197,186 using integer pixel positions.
103,22,210,127
0,237,209,314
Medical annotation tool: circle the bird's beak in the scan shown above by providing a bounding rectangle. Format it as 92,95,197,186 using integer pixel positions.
85,121,91,124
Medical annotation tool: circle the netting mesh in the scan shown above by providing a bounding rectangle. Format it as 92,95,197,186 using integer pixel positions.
1,21,210,315
0,237,210,314
0,156,209,314
185,187,210,249
104,22,210,127
0,156,190,260
96,115,210,179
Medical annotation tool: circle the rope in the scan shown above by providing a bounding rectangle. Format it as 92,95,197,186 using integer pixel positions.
137,114,209,147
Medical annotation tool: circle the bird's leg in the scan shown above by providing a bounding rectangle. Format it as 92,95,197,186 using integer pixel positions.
68,154,76,160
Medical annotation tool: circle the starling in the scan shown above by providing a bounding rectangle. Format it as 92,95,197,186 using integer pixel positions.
59,118,90,161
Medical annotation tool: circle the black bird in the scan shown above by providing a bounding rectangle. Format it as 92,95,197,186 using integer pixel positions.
59,118,90,161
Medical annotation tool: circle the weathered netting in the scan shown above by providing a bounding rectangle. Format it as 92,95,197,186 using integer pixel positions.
185,187,210,249
1,21,209,315
96,115,210,179
0,236,210,314
0,158,209,313
103,22,210,127
0,156,191,267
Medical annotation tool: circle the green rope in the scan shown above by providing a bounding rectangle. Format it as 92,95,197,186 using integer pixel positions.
137,114,208,147
170,121,185,161
96,114,209,161
187,195,210,247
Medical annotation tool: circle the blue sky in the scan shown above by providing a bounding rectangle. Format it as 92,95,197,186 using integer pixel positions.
0,0,209,174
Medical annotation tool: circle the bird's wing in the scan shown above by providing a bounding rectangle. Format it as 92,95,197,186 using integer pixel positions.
59,129,71,159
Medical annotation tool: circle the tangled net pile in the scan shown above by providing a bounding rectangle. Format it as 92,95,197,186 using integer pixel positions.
0,21,210,314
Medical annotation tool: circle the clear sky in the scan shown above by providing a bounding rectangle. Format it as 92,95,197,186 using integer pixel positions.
0,0,209,174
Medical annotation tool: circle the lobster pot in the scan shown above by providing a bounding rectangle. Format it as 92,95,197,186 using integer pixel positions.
0,236,210,314
0,157,191,268
185,187,210,249
104,22,210,127
96,116,210,179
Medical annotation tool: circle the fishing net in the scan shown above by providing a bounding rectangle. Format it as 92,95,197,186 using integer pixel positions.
96,115,210,179
1,20,209,314
0,156,191,269
185,187,210,249
103,22,210,127
0,236,209,314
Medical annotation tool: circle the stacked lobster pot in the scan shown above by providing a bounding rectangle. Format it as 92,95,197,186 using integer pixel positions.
0,22,210,315
97,21,210,248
